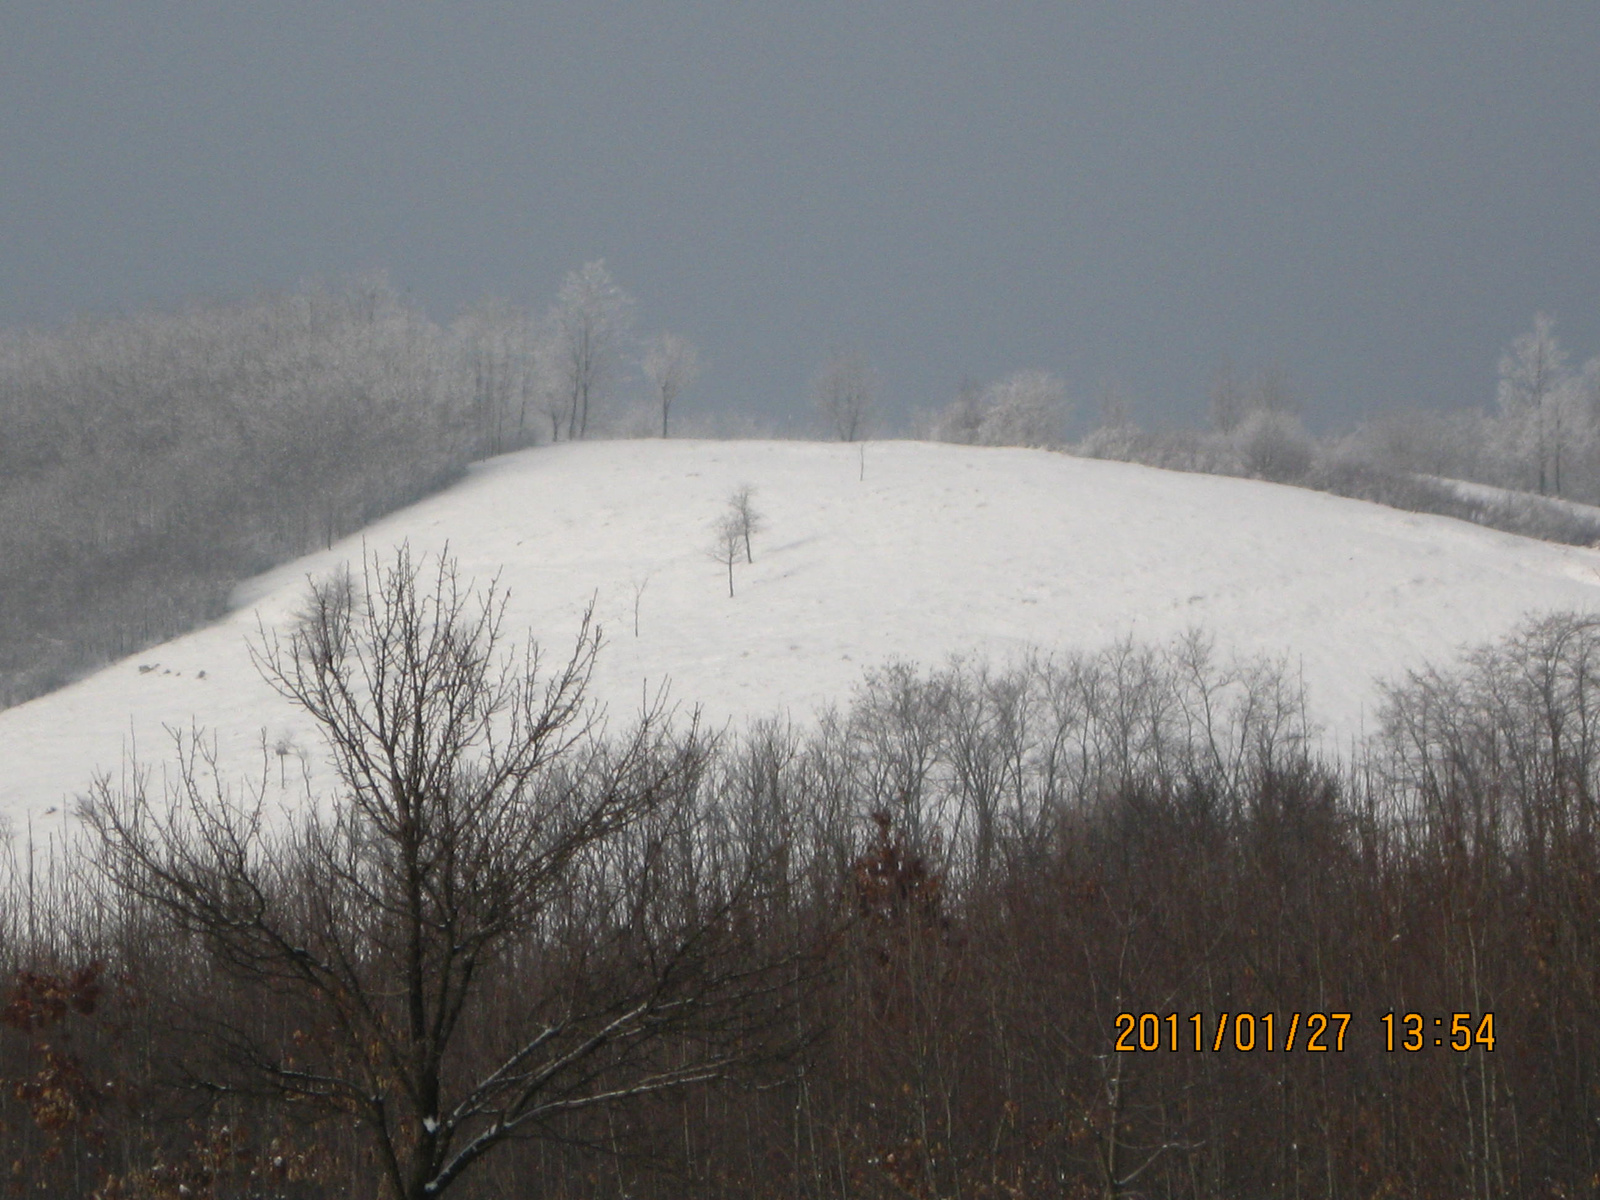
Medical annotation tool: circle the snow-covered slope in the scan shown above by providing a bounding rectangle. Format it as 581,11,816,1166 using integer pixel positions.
5,439,1600,831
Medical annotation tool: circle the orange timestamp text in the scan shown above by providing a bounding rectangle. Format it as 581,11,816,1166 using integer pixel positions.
1112,1011,1496,1053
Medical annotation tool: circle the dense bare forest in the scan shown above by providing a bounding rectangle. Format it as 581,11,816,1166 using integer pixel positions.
0,263,672,709
3,543,1597,1197
0,281,464,706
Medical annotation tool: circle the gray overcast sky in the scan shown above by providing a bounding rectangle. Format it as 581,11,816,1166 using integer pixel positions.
4,3,1598,433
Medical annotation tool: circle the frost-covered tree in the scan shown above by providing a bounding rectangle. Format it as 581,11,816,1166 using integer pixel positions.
453,299,541,454
1351,407,1492,480
642,333,699,438
728,483,765,563
812,352,875,442
925,371,1070,448
925,378,986,444
1097,382,1137,432
542,260,634,441
1209,360,1293,435
1579,355,1600,440
1562,355,1600,501
1233,407,1314,482
976,370,1070,447
1493,314,1578,496
1250,366,1296,416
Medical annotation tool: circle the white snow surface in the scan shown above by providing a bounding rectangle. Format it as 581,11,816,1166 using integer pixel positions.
4,438,1600,833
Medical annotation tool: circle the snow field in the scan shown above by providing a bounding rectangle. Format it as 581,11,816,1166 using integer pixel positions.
3,438,1599,832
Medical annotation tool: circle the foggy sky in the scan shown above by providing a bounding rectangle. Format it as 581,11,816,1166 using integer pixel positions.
4,2,1598,433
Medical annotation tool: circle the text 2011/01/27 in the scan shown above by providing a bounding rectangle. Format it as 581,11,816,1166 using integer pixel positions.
1113,1012,1497,1053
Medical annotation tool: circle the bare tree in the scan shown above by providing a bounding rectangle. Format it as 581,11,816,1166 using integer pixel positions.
631,574,649,637
642,333,699,438
84,544,786,1200
728,483,765,563
711,513,743,597
813,351,876,442
544,260,634,440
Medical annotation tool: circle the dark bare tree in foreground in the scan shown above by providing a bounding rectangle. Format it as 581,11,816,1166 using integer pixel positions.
84,545,792,1200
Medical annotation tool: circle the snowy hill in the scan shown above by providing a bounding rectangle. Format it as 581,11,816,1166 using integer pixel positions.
5,438,1600,833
